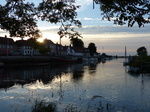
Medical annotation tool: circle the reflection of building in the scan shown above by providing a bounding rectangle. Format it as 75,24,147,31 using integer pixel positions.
0,66,64,89
0,64,86,89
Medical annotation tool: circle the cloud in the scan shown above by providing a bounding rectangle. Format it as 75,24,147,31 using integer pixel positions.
82,17,101,21
76,0,93,6
76,25,150,35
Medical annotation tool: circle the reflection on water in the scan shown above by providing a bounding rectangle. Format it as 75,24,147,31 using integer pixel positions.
0,59,150,112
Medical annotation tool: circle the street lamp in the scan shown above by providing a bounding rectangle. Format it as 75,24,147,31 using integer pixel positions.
5,35,9,56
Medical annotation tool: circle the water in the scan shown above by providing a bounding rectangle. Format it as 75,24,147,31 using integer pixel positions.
0,58,150,112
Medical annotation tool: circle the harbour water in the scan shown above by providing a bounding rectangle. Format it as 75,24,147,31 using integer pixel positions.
0,58,150,112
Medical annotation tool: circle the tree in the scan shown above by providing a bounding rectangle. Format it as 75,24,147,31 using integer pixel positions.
0,0,41,38
0,0,81,39
38,1,82,39
1,0,149,40
137,46,148,56
94,0,150,27
88,43,97,56
70,37,84,48
27,38,39,50
27,38,50,55
38,44,50,55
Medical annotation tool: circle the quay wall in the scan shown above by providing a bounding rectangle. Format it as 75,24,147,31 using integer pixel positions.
0,56,52,67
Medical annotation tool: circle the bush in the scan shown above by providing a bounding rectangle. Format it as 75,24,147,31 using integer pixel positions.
131,56,150,67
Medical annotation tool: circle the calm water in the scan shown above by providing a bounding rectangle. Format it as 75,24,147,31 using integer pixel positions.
0,58,150,112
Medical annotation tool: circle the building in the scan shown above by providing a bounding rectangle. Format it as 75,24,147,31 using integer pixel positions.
0,36,91,57
15,40,39,56
0,36,17,55
43,39,56,55
66,46,90,57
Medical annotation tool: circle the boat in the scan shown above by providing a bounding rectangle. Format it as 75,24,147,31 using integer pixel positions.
123,46,129,66
101,58,106,63
123,61,130,66
83,57,98,61
127,67,140,73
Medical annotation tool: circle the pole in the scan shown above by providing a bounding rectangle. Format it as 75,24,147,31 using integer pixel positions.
5,35,9,56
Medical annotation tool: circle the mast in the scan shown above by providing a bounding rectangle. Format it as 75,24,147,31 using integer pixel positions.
125,46,127,62
125,46,126,57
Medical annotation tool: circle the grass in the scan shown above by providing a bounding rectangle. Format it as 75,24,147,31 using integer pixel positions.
63,104,81,112
31,99,129,112
32,100,57,112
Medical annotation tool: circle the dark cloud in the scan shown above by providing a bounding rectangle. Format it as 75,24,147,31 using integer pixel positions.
76,25,150,35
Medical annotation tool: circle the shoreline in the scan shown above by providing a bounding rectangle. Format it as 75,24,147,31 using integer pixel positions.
0,56,78,68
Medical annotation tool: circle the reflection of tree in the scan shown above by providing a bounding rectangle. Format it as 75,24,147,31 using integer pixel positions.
72,70,84,81
88,63,97,75
128,72,140,78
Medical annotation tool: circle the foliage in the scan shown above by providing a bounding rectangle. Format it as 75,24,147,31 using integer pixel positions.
38,43,50,55
136,46,148,56
130,46,148,67
38,1,82,39
32,100,57,112
1,0,149,40
131,55,150,67
0,0,81,39
88,43,97,56
27,38,50,55
70,37,84,48
95,0,150,27
0,0,41,38
27,38,39,50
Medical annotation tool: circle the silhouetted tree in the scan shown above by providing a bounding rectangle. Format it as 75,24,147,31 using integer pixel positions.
38,44,50,55
70,37,84,48
137,46,148,56
0,0,81,39
0,0,149,40
94,0,150,27
88,43,97,56
27,38,50,55
27,38,39,49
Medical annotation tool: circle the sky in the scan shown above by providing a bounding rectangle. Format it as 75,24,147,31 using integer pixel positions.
0,0,150,56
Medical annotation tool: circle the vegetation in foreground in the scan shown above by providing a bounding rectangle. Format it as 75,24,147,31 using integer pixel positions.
31,100,129,112
32,100,57,112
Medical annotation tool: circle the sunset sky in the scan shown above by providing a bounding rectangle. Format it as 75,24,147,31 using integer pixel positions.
0,0,150,56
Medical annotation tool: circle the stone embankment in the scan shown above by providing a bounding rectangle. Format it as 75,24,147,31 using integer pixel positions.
0,56,52,67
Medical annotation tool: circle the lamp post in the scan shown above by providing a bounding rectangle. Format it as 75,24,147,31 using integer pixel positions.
5,35,9,56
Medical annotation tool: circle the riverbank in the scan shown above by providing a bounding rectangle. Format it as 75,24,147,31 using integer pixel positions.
0,56,81,68
129,55,150,73
0,56,52,67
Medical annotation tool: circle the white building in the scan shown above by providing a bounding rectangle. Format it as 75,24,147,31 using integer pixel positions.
15,40,39,56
